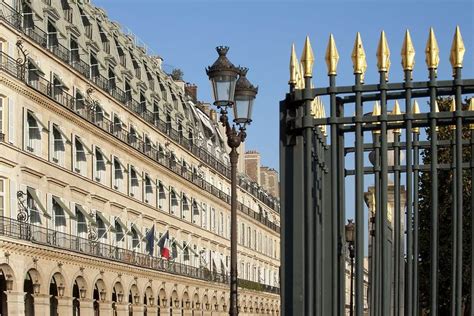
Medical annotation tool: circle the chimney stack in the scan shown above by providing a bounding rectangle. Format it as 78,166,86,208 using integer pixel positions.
185,83,198,103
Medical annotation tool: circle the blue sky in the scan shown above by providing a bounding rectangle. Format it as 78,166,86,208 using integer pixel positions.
94,0,473,171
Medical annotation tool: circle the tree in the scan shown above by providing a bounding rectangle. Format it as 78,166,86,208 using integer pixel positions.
418,97,472,315
171,68,184,81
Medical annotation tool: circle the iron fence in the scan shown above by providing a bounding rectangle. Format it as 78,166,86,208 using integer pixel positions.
281,30,474,315
0,215,279,293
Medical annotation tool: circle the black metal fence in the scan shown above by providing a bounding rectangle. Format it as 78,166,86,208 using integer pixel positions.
0,215,279,294
280,30,474,315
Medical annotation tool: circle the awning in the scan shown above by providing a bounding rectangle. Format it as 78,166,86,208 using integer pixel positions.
197,110,215,133
131,223,144,239
75,204,97,226
27,110,49,131
113,157,127,172
94,146,111,164
52,124,71,143
27,57,45,76
52,73,69,91
26,187,50,219
95,211,116,232
75,136,93,154
114,217,132,235
52,196,76,219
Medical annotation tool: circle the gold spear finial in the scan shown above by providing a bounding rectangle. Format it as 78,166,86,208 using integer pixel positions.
289,43,298,85
425,28,440,69
372,101,381,134
413,100,421,133
325,34,339,75
469,98,474,130
376,31,391,74
297,63,305,89
401,29,416,71
449,26,465,70
391,100,402,133
351,32,367,82
301,36,315,77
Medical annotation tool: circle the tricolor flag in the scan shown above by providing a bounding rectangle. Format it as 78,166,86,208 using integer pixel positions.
157,230,170,259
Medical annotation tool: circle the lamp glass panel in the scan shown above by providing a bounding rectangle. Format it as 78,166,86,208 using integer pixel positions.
233,96,254,125
210,75,236,105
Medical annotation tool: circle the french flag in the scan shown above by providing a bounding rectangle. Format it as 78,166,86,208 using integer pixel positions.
157,231,170,259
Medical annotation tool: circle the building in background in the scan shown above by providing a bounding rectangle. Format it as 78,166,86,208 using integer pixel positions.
0,0,280,315
245,151,280,199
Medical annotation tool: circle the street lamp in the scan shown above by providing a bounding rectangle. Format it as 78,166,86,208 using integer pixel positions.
345,219,355,316
206,46,258,316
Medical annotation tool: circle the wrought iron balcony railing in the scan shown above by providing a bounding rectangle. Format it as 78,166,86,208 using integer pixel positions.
0,52,280,233
0,215,279,294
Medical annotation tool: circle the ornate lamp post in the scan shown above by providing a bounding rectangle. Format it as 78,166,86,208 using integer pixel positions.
206,46,258,316
345,219,355,316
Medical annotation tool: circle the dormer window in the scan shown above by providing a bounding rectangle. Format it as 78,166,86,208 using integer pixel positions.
115,37,126,67
61,0,73,23
90,53,99,78
98,22,110,54
47,21,58,48
131,54,141,78
139,91,146,113
79,6,92,38
108,68,116,90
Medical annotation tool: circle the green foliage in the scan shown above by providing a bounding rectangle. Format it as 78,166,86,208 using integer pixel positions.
171,68,184,81
418,97,472,314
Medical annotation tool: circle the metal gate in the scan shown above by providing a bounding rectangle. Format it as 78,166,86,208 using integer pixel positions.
280,28,474,315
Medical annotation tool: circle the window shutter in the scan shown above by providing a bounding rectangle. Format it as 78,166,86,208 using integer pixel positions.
47,193,53,229
70,202,77,236
10,180,17,220
8,98,15,144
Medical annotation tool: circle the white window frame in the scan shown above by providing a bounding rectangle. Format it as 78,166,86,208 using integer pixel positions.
26,111,42,154
74,137,88,176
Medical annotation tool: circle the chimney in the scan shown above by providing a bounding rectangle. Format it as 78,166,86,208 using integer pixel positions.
185,83,198,103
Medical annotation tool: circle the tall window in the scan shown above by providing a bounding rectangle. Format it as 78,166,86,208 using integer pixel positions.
52,125,65,166
220,212,224,235
129,167,139,197
170,190,179,215
144,175,153,204
52,198,66,233
158,182,166,210
201,203,207,229
74,137,87,176
124,81,132,103
108,68,116,90
0,97,3,134
113,158,124,190
192,200,199,224
47,21,58,48
210,208,216,232
90,53,99,78
115,219,124,247
26,112,41,154
96,214,107,241
94,147,106,183
76,206,87,238
70,37,79,64
26,188,42,225
182,194,189,219
131,227,140,250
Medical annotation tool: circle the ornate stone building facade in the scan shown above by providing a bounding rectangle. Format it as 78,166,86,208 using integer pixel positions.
0,0,280,315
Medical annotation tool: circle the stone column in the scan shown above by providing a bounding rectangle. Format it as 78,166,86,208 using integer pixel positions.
33,294,51,316
57,296,73,316
147,305,158,315
6,291,26,315
115,302,129,316
132,304,145,316
98,300,114,316
79,298,95,316
159,306,170,316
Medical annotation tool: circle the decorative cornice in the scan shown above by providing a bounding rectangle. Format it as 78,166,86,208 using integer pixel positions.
20,166,45,179
46,177,68,188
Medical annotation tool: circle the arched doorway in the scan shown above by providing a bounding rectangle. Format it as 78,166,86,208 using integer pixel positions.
23,268,40,316
0,271,7,316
